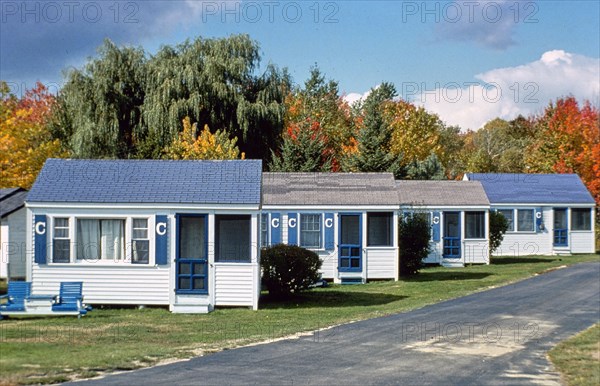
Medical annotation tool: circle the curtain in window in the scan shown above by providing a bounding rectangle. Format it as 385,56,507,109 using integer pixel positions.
77,219,100,260
101,220,124,260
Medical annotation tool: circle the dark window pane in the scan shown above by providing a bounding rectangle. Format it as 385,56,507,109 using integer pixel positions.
351,247,360,256
341,215,360,245
215,215,251,262
193,277,205,290
367,212,393,246
180,216,206,259
517,210,534,232
193,263,205,275
350,258,360,268
571,209,591,231
178,277,190,290
465,212,485,239
53,240,70,263
132,240,149,264
340,258,350,267
179,262,191,275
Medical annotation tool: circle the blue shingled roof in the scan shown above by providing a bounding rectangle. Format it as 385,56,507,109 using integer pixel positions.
27,159,262,205
467,173,595,204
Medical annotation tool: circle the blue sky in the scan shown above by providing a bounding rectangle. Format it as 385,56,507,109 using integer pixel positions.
2,0,599,129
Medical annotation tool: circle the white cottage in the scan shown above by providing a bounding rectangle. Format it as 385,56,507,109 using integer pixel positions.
396,180,491,266
262,173,400,283
1,188,28,279
465,173,596,256
26,159,263,313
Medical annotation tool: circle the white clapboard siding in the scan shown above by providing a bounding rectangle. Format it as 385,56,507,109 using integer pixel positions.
463,241,489,264
318,250,337,279
32,265,170,305
570,232,595,254
366,248,397,279
214,264,255,307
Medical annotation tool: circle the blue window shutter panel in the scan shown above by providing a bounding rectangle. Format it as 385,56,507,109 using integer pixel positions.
431,211,441,242
270,213,281,245
34,215,47,264
535,207,543,232
155,215,169,265
287,213,298,245
324,213,335,250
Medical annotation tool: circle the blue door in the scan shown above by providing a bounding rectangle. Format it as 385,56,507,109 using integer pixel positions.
176,214,208,294
339,214,362,272
553,208,568,246
443,212,461,259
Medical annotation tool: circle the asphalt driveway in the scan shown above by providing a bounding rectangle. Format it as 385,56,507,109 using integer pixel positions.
73,261,600,385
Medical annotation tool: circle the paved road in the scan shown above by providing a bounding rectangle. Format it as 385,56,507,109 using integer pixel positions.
73,262,600,385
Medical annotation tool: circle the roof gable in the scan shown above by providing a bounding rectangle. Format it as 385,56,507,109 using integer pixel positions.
262,172,398,206
0,188,27,218
396,180,489,206
27,159,262,205
467,173,595,204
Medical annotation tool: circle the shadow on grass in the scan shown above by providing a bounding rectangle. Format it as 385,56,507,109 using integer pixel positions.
260,291,406,309
406,272,492,282
492,257,558,265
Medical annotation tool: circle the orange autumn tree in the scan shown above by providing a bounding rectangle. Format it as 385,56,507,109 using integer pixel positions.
0,82,66,189
164,116,244,160
270,67,355,172
526,96,600,204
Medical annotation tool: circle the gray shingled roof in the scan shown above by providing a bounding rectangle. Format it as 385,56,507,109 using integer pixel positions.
396,180,489,206
263,173,398,206
27,159,262,205
0,188,27,218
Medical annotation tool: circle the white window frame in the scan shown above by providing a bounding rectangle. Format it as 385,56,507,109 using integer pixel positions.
52,217,71,263
299,213,323,250
132,218,150,264
260,213,270,248
464,211,486,240
570,208,592,232
516,209,535,232
47,215,154,265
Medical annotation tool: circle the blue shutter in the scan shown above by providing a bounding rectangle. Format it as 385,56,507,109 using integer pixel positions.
535,207,543,232
155,215,169,265
34,215,47,264
431,211,441,242
324,213,335,250
270,213,281,245
287,213,298,245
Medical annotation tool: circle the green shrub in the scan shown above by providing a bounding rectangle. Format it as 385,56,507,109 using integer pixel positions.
398,213,431,277
489,210,509,255
261,244,322,299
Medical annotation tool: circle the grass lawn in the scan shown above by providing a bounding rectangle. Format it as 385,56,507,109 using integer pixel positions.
549,324,600,386
0,254,598,385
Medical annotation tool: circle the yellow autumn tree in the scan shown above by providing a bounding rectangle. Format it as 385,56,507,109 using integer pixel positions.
0,82,66,189
164,117,244,160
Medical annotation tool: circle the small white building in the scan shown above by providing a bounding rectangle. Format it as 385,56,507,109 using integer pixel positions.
396,180,491,267
26,159,263,313
465,173,596,256
262,173,400,283
0,188,28,280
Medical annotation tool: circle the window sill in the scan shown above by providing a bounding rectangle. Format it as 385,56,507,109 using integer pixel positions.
570,230,592,233
365,245,396,249
463,238,486,241
42,262,158,268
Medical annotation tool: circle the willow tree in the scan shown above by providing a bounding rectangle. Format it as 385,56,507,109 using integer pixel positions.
56,35,289,160
56,39,147,158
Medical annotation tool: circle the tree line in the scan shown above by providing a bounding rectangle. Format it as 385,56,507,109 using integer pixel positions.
1,34,599,206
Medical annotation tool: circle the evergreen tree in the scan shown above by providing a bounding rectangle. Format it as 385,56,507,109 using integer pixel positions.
344,82,404,177
405,153,445,180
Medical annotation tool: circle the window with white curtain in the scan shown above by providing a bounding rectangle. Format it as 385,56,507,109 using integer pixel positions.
132,218,150,264
77,219,125,261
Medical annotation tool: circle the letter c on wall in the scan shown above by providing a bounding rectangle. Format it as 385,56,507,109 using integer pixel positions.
288,218,297,228
156,222,167,236
35,221,46,235
271,217,280,228
325,218,333,228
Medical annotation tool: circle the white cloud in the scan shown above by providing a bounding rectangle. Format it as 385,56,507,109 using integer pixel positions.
343,89,372,105
412,50,600,130
435,0,530,50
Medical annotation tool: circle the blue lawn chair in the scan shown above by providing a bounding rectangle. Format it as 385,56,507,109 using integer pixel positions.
0,281,32,319
52,282,88,317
